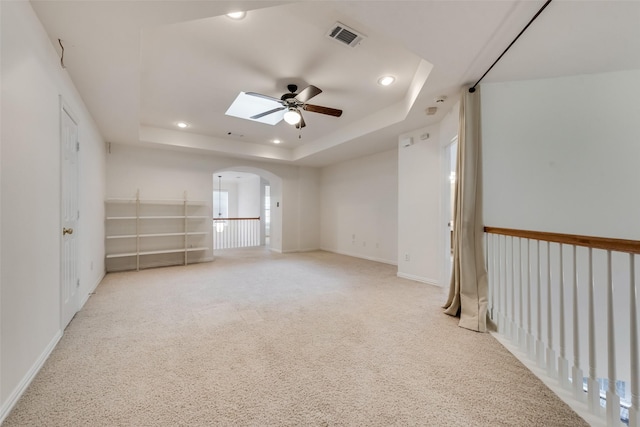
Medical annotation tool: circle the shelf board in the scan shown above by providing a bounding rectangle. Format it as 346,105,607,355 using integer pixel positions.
106,247,208,258
138,215,186,219
106,216,137,220
106,232,209,239
105,198,137,203
141,232,186,238
187,216,210,219
106,198,208,205
106,252,137,259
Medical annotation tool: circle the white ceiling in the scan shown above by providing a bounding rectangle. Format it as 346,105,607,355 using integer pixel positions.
31,0,640,167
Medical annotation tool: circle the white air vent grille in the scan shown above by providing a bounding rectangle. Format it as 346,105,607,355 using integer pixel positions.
327,22,365,47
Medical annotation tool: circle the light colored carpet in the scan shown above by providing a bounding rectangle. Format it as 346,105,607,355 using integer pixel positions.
4,249,588,426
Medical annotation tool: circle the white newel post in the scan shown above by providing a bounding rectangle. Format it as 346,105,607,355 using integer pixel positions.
629,253,639,427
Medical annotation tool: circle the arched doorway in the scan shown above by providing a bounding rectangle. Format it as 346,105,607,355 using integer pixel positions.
212,167,283,253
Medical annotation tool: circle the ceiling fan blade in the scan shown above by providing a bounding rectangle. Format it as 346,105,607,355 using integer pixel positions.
250,107,285,120
295,85,322,103
303,104,343,117
245,92,283,103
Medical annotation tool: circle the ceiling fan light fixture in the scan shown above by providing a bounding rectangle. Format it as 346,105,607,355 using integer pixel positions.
226,11,246,20
272,139,281,144
283,108,301,125
378,75,395,86
176,121,189,128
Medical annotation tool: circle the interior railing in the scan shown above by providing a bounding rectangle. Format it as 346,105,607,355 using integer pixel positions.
213,217,261,250
484,227,639,427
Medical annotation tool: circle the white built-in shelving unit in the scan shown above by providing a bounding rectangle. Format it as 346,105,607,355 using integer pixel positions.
105,190,211,272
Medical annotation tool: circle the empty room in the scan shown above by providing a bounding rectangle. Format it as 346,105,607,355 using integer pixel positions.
1,1,639,425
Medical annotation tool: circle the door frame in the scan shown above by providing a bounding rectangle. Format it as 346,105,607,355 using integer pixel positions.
441,135,458,287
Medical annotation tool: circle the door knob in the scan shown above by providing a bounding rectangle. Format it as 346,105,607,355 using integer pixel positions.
63,227,74,235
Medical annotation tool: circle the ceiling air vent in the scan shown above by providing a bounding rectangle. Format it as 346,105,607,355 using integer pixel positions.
327,22,365,47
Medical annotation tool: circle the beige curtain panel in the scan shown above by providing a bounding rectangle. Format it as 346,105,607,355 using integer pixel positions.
444,88,488,332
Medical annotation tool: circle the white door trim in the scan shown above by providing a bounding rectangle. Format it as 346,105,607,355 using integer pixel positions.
60,96,80,329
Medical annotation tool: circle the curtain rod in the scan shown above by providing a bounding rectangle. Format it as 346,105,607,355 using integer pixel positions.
469,0,553,93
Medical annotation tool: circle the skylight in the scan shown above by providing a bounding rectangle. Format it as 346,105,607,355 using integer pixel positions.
225,92,283,125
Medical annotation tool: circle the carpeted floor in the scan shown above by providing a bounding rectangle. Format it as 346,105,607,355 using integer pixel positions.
4,249,588,426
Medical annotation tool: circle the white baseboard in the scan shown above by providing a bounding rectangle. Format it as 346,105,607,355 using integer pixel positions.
0,331,63,424
320,247,397,266
396,272,441,286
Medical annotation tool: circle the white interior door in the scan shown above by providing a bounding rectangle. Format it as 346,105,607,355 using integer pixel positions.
61,101,80,329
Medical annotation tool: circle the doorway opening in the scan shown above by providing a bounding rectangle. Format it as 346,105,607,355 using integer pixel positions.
443,136,458,282
264,185,271,246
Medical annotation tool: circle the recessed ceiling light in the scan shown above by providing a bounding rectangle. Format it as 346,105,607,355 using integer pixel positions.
272,139,281,144
226,11,246,20
176,122,189,128
378,76,395,86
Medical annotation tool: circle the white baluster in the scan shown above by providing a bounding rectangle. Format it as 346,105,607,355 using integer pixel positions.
501,235,507,335
511,236,517,342
587,247,600,414
605,250,621,427
527,239,535,359
496,236,502,332
519,237,526,349
547,241,557,378
572,245,584,401
485,234,491,321
488,234,495,324
629,253,639,427
558,244,570,389
537,240,545,368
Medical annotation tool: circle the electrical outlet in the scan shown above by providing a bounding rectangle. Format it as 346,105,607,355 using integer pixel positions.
404,254,410,262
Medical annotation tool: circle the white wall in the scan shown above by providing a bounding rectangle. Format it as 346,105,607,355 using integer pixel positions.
482,70,640,239
106,143,321,254
397,124,443,285
237,176,261,218
320,149,398,264
297,168,321,252
0,1,106,420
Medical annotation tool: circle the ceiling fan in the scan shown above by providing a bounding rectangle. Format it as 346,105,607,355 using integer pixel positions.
245,84,342,129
